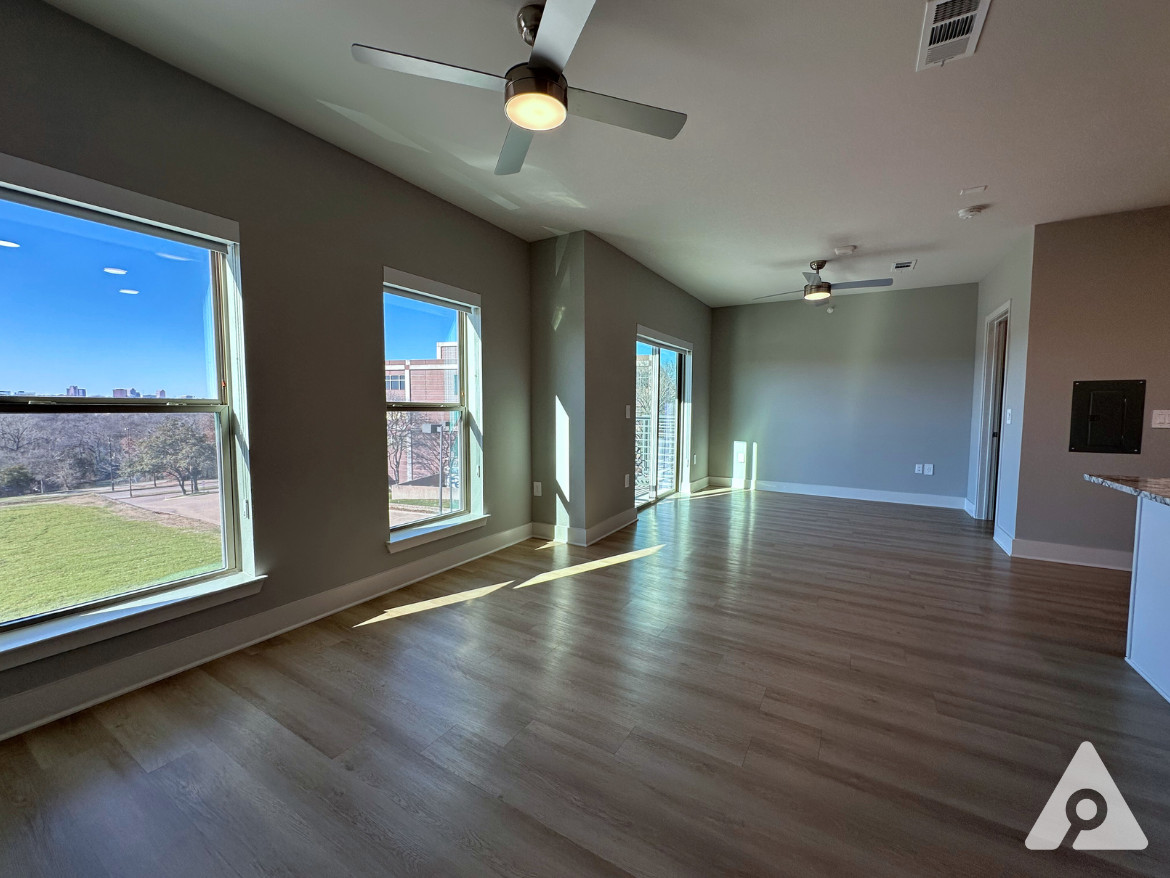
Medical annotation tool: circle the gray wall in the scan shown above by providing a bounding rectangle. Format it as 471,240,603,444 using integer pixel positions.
530,233,587,530
711,285,978,499
529,232,712,533
0,0,531,696
965,231,1034,536
1015,206,1170,551
582,233,712,529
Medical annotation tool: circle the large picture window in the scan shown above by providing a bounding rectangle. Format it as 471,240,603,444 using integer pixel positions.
0,191,247,629
384,289,474,530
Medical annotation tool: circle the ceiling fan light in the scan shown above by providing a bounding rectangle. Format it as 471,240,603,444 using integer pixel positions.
504,64,568,131
804,283,831,301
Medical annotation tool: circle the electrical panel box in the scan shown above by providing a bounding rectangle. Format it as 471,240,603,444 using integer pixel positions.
1069,380,1145,454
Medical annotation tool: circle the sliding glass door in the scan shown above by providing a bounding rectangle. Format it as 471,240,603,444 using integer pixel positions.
635,340,684,506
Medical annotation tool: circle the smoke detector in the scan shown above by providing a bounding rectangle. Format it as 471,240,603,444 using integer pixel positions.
916,0,992,72
834,245,857,257
958,204,988,219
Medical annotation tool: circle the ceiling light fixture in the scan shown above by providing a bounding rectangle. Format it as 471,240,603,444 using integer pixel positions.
0,240,20,248
804,283,832,301
958,204,988,219
104,267,128,274
504,64,568,131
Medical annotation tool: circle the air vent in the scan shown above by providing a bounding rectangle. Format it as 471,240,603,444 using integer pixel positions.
892,260,918,272
916,0,991,72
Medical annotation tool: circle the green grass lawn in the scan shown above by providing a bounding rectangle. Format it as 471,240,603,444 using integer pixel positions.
0,500,222,625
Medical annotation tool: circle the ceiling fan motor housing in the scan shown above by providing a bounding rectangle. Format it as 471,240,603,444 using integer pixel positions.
504,64,569,111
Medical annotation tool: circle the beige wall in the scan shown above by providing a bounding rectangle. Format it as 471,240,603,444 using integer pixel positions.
1015,206,1170,552
0,0,531,697
711,285,978,501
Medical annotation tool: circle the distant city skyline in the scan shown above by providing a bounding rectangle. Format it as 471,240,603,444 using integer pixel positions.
0,197,218,399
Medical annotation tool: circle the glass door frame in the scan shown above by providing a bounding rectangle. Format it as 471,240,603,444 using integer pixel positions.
634,328,692,510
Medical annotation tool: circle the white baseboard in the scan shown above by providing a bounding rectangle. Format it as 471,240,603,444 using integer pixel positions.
752,480,967,510
532,507,639,547
964,499,978,518
709,477,732,488
1127,658,1170,706
584,507,639,545
993,525,1014,557
0,523,535,742
688,477,710,493
1006,537,1132,571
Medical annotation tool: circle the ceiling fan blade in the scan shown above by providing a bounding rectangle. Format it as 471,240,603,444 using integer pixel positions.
352,44,504,92
754,289,804,301
567,88,687,139
495,125,534,175
829,278,894,291
802,271,820,284
529,0,596,72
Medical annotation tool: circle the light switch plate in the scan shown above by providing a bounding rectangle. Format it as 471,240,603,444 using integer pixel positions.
1153,410,1170,429
624,474,630,488
924,464,934,476
1005,408,1012,425
532,481,542,497
625,405,631,419
915,464,923,474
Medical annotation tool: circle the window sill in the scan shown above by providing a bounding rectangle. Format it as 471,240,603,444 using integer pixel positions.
0,572,265,673
387,513,489,554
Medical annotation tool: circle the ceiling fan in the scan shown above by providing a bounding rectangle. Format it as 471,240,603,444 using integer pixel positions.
755,260,894,303
351,1,687,175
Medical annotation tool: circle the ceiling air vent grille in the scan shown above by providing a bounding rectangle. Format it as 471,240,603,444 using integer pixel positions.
916,0,991,72
892,260,918,272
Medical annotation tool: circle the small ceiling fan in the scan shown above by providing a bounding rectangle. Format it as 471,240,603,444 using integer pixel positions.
351,0,687,175
755,260,894,303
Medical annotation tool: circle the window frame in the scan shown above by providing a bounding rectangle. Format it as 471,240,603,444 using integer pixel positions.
0,169,254,634
382,267,484,549
384,290,470,530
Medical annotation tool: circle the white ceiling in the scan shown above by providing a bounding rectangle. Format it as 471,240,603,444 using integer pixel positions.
46,0,1170,306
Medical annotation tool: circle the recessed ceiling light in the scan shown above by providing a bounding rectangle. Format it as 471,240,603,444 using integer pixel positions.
104,267,128,275
119,289,139,295
0,240,20,248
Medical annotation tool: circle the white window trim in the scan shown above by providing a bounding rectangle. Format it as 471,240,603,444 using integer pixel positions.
383,267,485,551
0,152,258,669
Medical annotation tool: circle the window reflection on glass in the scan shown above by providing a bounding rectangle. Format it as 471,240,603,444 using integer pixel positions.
0,198,218,400
383,295,461,405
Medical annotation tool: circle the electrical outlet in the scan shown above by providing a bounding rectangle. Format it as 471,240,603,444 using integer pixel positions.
625,405,631,419
532,481,542,497
915,464,923,474
924,464,934,476
624,474,630,488
736,452,746,463
693,454,698,465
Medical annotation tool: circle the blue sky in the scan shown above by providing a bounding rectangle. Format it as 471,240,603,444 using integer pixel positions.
384,293,458,361
0,198,216,398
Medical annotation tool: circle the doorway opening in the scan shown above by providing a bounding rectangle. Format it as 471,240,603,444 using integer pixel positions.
635,333,689,508
975,305,1010,522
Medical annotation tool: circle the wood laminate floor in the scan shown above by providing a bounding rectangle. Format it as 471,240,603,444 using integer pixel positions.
3,490,1169,877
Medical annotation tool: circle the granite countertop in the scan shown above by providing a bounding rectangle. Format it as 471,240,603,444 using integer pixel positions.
1085,474,1170,506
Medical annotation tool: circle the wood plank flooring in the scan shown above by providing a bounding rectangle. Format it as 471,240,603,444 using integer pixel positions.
3,490,1169,876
